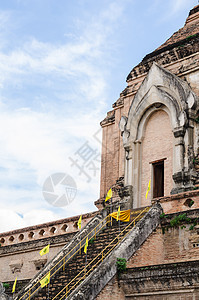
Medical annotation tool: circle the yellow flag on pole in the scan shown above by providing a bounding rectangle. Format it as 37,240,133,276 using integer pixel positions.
105,188,112,202
145,180,151,199
40,272,50,288
84,237,88,254
110,209,130,222
39,244,50,256
78,215,82,230
117,206,121,221
12,277,17,293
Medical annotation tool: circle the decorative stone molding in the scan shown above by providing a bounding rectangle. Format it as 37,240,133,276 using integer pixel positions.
100,110,115,127
15,213,104,300
120,260,199,298
9,260,23,274
31,258,47,271
0,211,97,247
120,62,199,207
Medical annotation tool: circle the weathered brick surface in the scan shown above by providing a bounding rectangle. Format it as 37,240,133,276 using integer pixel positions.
0,212,97,282
121,261,199,299
97,251,199,300
141,110,173,206
128,207,199,268
99,6,199,200
0,211,97,246
95,276,125,300
127,228,164,268
153,189,199,214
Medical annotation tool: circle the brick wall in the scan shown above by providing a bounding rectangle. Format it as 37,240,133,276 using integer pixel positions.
141,110,173,206
120,261,199,300
0,211,97,282
99,32,199,201
128,208,199,268
96,276,125,300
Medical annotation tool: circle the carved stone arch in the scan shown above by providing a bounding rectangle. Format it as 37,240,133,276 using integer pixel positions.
120,62,199,208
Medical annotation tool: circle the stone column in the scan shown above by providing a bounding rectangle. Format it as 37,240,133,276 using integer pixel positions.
172,124,196,194
132,140,142,208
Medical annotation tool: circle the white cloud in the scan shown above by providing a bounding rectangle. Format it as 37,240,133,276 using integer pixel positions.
0,208,61,233
166,0,196,17
0,1,128,232
0,209,25,232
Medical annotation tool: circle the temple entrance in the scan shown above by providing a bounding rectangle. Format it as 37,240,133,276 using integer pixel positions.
153,160,164,198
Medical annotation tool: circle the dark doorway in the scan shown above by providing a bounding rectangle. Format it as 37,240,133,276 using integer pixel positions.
153,161,164,198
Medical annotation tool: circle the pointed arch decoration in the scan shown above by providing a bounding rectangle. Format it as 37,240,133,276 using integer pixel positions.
120,63,199,208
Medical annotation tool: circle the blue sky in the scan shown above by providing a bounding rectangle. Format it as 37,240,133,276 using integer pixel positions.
0,0,197,232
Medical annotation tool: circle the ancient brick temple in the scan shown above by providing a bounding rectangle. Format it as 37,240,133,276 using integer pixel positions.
1,5,199,300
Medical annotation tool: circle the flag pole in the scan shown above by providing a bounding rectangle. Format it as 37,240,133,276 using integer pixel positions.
84,249,87,279
78,214,82,254
47,280,50,300
84,237,88,279
111,196,113,226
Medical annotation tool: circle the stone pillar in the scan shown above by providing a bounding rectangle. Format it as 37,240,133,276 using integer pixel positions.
172,124,196,194
133,140,142,208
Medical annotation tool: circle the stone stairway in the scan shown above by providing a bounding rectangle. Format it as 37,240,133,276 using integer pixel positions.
15,204,162,300
34,217,143,300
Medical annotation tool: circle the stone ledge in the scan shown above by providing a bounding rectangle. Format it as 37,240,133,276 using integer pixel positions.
0,211,97,247
121,260,199,279
0,232,75,256
120,260,199,296
152,188,199,204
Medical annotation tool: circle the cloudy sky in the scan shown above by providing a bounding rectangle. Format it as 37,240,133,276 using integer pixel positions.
0,0,196,232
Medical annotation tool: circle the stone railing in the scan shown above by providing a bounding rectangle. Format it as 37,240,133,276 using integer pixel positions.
68,203,162,300
15,212,104,300
0,211,97,247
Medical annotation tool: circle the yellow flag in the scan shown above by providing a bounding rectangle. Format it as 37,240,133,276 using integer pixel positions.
78,215,82,230
145,180,151,199
117,206,121,221
110,209,130,222
39,244,50,256
84,237,88,254
105,188,112,202
12,277,17,293
40,272,50,288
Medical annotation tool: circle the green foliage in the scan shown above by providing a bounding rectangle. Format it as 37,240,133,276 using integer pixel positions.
116,258,127,274
170,213,191,228
195,117,199,124
177,45,184,49
193,157,199,164
189,219,198,230
161,213,198,234
140,266,149,270
3,283,9,288
189,225,195,230
181,225,186,229
89,237,95,244
186,34,197,41
188,200,195,207
160,213,167,219
162,227,165,234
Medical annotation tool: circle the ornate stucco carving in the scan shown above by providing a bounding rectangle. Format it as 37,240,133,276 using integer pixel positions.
120,62,199,207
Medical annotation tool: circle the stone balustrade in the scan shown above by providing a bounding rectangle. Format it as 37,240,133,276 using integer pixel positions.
0,211,97,247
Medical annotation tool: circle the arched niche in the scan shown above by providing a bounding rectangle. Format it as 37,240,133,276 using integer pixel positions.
120,63,199,208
